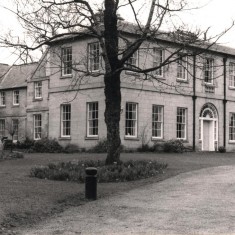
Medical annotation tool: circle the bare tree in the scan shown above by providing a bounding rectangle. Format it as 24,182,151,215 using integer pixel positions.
0,0,233,164
4,119,19,152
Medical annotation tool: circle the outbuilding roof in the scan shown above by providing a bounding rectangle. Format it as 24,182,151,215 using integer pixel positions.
0,63,10,80
0,62,38,90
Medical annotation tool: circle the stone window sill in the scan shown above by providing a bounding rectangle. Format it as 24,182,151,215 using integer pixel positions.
33,98,43,102
59,136,71,140
124,136,139,141
176,78,188,83
60,75,72,79
85,136,99,140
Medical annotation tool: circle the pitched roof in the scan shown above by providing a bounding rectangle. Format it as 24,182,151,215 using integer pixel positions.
0,63,10,80
0,63,38,90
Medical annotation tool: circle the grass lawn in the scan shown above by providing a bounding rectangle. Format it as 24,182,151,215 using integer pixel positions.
0,151,235,233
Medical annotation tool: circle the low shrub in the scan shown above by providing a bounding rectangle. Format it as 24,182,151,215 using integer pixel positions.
89,139,124,153
10,151,24,158
5,151,24,159
89,139,108,153
151,142,165,152
30,160,168,183
3,140,14,150
63,144,80,153
218,146,226,153
30,138,63,153
16,138,35,149
137,144,151,152
163,139,184,153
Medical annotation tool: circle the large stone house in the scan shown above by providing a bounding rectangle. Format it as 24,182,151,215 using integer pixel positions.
1,26,235,152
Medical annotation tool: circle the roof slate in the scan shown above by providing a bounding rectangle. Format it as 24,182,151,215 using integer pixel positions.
49,21,235,57
0,63,37,90
0,63,10,81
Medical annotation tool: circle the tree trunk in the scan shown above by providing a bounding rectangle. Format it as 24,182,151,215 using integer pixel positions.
104,71,122,165
103,0,122,164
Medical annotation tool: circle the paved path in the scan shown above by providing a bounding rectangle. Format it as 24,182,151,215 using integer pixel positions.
20,166,235,235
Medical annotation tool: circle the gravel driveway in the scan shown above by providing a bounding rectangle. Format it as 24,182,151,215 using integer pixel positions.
19,165,235,235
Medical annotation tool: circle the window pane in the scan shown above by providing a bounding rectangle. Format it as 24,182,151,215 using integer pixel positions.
35,81,42,98
125,103,137,137
152,105,163,138
34,114,42,140
13,90,19,105
89,42,100,71
229,62,235,87
204,58,214,84
126,51,138,69
12,119,19,141
177,55,186,79
176,108,186,139
153,48,163,76
62,47,72,75
0,119,5,139
229,113,235,141
0,92,5,106
87,102,99,136
61,104,71,137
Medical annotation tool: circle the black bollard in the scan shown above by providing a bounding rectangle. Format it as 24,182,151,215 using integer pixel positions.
85,167,97,200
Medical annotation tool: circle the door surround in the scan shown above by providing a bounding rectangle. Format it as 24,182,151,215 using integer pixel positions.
199,103,218,151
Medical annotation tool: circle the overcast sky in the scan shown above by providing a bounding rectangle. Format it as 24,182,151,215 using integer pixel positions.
0,0,235,65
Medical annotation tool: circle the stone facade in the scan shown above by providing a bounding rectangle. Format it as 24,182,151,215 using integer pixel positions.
1,35,235,152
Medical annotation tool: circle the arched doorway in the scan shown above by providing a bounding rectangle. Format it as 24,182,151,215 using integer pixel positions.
199,103,218,151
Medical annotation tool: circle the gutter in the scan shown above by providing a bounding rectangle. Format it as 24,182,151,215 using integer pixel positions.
192,54,197,151
223,57,227,148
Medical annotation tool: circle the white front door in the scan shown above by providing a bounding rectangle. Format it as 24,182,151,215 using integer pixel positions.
203,120,214,151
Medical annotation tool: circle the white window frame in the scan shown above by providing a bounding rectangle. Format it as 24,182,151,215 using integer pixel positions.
87,102,99,137
61,104,71,137
126,50,138,69
34,114,42,140
125,102,138,138
34,81,42,99
13,90,19,105
0,119,5,139
229,113,235,142
177,55,187,80
204,58,214,84
153,48,164,77
88,42,100,72
12,119,19,142
176,107,187,140
229,62,235,88
61,47,72,76
0,91,6,106
152,105,163,139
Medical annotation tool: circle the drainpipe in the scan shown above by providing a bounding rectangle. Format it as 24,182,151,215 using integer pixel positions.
223,57,227,148
192,54,197,151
